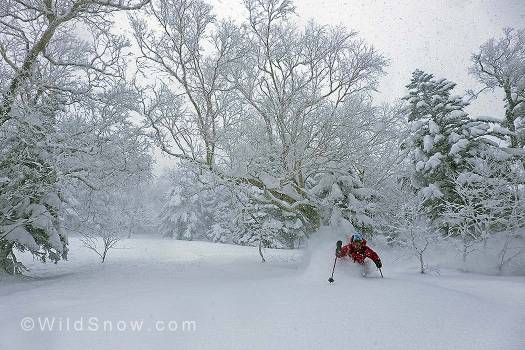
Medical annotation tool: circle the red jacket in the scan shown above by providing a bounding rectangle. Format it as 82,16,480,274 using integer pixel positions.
336,239,380,264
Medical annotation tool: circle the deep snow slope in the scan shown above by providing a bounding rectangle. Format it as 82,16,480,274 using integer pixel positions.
1,237,524,350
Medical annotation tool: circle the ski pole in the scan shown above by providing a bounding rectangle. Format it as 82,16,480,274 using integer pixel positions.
378,267,383,278
328,256,337,283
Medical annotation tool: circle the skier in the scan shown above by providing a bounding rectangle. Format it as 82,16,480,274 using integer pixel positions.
335,233,382,275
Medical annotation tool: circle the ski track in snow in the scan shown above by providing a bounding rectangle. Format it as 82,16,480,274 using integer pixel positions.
1,237,524,350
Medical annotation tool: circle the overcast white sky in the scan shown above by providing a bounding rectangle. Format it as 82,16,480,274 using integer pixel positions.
210,0,525,116
153,0,525,172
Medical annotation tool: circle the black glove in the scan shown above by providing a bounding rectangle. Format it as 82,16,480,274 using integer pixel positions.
375,259,382,269
336,240,342,254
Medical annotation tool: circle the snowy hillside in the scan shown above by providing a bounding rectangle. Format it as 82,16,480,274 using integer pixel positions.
1,236,524,350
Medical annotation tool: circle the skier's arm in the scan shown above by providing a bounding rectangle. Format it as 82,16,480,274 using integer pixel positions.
365,247,382,267
336,244,350,258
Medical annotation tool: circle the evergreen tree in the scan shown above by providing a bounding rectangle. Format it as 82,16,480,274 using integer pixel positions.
402,70,494,224
207,195,236,244
158,168,215,241
228,185,307,249
309,162,376,234
0,106,67,274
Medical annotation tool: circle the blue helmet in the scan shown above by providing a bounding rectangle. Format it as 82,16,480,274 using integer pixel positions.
352,232,363,242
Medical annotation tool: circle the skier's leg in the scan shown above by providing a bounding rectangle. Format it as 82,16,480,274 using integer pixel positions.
361,260,370,277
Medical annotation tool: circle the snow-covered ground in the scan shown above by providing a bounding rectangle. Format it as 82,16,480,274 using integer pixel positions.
1,236,524,350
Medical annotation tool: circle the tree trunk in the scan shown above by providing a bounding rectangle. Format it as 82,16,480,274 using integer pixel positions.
503,85,519,148
101,244,108,263
418,253,425,274
1,21,61,126
462,243,468,268
258,241,266,263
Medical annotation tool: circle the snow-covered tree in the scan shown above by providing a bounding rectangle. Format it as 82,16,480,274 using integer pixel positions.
130,0,242,170
0,0,150,128
470,27,525,150
232,186,307,249
232,0,387,186
402,70,495,225
0,107,66,273
158,167,216,240
138,0,388,245
75,192,126,264
67,169,154,253
338,100,406,189
229,0,386,237
442,148,525,266
0,0,151,273
496,189,525,273
309,162,376,234
442,173,494,264
206,193,237,244
385,190,437,274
